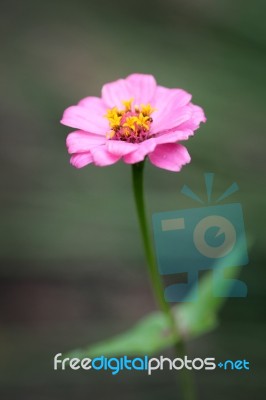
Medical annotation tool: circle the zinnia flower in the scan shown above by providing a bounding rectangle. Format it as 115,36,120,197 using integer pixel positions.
61,74,206,171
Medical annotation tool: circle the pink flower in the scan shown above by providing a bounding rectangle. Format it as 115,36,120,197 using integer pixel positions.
61,74,206,171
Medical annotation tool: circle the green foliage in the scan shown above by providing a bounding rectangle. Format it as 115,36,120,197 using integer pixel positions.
67,243,245,358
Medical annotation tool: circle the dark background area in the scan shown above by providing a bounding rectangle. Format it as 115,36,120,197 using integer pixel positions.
0,0,265,399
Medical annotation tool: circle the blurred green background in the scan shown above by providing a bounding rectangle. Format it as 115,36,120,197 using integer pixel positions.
0,0,265,398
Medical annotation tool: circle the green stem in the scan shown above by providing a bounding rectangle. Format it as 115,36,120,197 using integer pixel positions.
131,160,196,400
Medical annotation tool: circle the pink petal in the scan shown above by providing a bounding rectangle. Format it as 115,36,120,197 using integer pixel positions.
61,105,108,135
154,129,194,144
152,105,192,133
125,74,157,104
152,86,192,129
70,152,93,168
106,140,138,156
66,131,106,154
178,104,206,130
101,79,132,108
90,146,121,166
101,74,157,108
123,138,157,164
78,96,106,113
153,86,192,108
148,143,191,172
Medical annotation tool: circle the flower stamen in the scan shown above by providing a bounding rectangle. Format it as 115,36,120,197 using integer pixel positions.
104,98,156,143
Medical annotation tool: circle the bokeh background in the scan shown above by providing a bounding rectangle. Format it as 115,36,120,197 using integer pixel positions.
0,0,265,399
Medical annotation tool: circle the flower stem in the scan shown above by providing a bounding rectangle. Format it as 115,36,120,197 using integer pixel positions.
131,160,196,400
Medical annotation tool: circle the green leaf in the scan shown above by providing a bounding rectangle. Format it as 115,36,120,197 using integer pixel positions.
177,236,248,337
67,312,176,359
67,238,248,358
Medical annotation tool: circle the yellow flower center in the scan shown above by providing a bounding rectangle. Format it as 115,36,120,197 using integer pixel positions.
104,99,156,143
